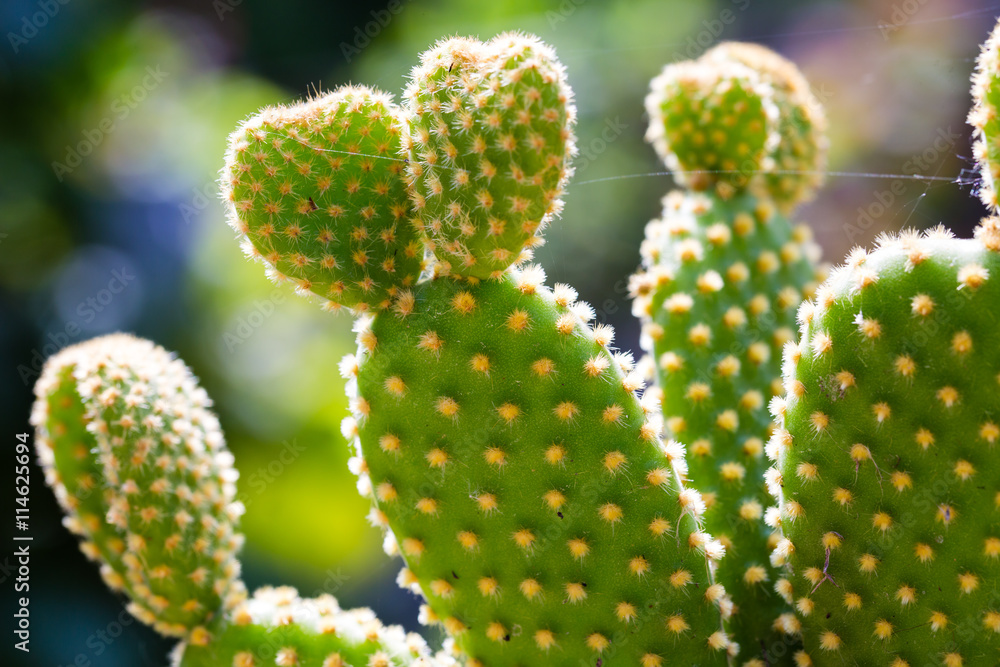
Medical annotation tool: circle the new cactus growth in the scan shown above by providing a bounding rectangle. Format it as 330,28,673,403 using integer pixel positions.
30,334,246,640
32,334,452,666
643,43,826,209
222,85,424,313
631,43,827,662
405,34,576,279
224,32,736,667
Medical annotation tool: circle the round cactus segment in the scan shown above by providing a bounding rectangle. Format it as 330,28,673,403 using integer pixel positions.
343,267,732,666
646,42,827,209
646,58,774,196
222,85,425,313
971,19,1000,211
30,334,245,639
630,190,823,661
175,586,448,667
705,42,828,210
405,33,576,279
770,220,1000,665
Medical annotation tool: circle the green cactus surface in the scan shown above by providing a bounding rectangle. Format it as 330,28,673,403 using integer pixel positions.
30,334,245,640
222,85,425,314
704,43,827,211
645,43,827,210
645,58,773,197
631,189,822,665
634,43,827,665
342,266,733,667
404,33,576,280
768,220,1000,666
175,586,447,667
971,20,1000,211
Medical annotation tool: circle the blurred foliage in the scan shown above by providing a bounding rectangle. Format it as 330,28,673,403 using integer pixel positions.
1,0,997,665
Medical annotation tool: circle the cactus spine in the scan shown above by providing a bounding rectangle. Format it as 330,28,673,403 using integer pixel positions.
631,43,828,663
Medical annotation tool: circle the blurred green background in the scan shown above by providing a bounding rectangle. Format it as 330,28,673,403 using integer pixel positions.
1,0,995,664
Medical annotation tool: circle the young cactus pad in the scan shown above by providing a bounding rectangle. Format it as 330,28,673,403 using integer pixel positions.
405,33,576,279
633,42,827,664
30,334,245,640
342,266,734,666
645,43,827,210
703,43,828,211
222,85,424,313
174,586,445,667
768,220,1000,665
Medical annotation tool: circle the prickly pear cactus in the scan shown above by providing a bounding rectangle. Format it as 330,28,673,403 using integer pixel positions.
174,586,445,667
30,334,246,640
645,56,773,197
767,220,1000,666
221,85,425,313
644,42,826,208
343,265,732,666
33,335,453,665
404,33,576,279
217,29,736,667
632,43,827,664
703,43,827,211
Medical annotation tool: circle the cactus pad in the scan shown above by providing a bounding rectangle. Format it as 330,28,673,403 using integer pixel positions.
971,20,1000,211
646,44,827,209
30,334,245,639
343,266,733,666
222,85,424,313
631,188,823,663
768,220,1000,665
175,586,446,667
705,43,828,210
405,33,576,279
